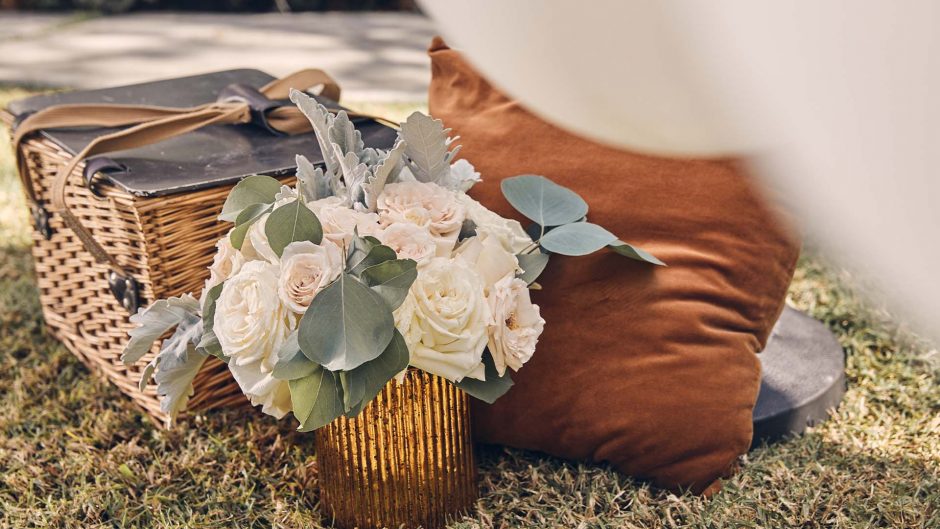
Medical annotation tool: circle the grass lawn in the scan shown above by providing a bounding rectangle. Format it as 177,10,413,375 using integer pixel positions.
0,88,937,528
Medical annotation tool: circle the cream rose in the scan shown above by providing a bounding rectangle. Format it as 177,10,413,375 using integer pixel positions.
277,240,344,313
214,261,295,418
396,257,489,382
310,196,381,246
456,193,533,254
455,232,520,290
486,273,545,376
377,181,465,255
377,223,440,266
203,234,245,296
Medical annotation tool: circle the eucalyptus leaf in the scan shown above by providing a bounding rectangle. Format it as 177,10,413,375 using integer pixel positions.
297,273,396,371
272,332,319,380
122,294,200,365
455,350,514,404
339,329,410,415
359,258,418,310
290,367,344,432
264,199,323,257
401,112,451,184
516,252,550,285
501,175,589,227
539,222,618,256
196,282,226,361
229,203,271,250
219,175,281,222
609,240,666,266
346,239,397,277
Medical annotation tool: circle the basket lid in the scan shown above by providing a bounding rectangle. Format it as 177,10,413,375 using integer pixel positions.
6,69,399,197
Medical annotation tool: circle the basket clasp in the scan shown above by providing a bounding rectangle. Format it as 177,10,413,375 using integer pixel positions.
108,271,142,315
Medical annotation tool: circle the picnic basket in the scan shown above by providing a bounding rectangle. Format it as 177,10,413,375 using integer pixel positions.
2,69,397,424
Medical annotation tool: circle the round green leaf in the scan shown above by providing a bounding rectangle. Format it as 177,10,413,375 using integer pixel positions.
289,367,344,432
501,175,588,227
264,199,323,258
339,329,410,415
539,222,617,256
359,259,418,310
229,203,270,250
609,240,666,266
516,252,550,285
272,332,319,380
219,175,282,222
297,273,395,371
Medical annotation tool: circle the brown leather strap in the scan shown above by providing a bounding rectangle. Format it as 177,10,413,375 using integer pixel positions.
10,69,389,276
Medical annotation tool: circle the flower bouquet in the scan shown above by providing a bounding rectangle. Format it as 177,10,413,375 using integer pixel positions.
123,89,661,528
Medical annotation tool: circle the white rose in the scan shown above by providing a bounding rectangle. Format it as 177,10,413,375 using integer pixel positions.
228,361,293,419
377,223,440,266
455,232,520,290
396,257,489,382
277,240,344,313
456,193,533,254
310,196,381,247
393,290,423,355
378,181,466,255
214,261,295,417
487,273,545,376
202,234,245,302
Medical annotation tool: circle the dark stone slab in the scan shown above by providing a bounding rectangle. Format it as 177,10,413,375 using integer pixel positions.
752,306,846,447
6,69,399,197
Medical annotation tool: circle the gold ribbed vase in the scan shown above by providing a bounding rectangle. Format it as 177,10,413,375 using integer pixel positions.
315,370,477,529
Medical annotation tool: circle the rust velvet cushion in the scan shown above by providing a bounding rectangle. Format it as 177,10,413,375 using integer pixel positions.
428,38,801,493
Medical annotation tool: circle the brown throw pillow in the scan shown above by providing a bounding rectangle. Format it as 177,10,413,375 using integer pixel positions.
428,38,801,494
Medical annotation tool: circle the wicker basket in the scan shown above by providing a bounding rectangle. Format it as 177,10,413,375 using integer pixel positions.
3,109,252,423
316,369,477,529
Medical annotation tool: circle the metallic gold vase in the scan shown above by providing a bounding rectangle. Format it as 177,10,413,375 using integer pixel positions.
315,370,477,529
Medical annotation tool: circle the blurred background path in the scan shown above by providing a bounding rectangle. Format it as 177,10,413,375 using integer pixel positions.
0,11,436,101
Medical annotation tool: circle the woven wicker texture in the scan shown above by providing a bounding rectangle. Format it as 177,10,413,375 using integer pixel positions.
4,110,252,424
315,370,477,529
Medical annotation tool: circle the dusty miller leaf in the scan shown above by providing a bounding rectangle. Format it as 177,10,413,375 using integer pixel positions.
131,307,207,427
401,112,453,184
290,88,341,180
295,154,332,202
122,294,200,365
329,110,365,158
362,139,406,211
